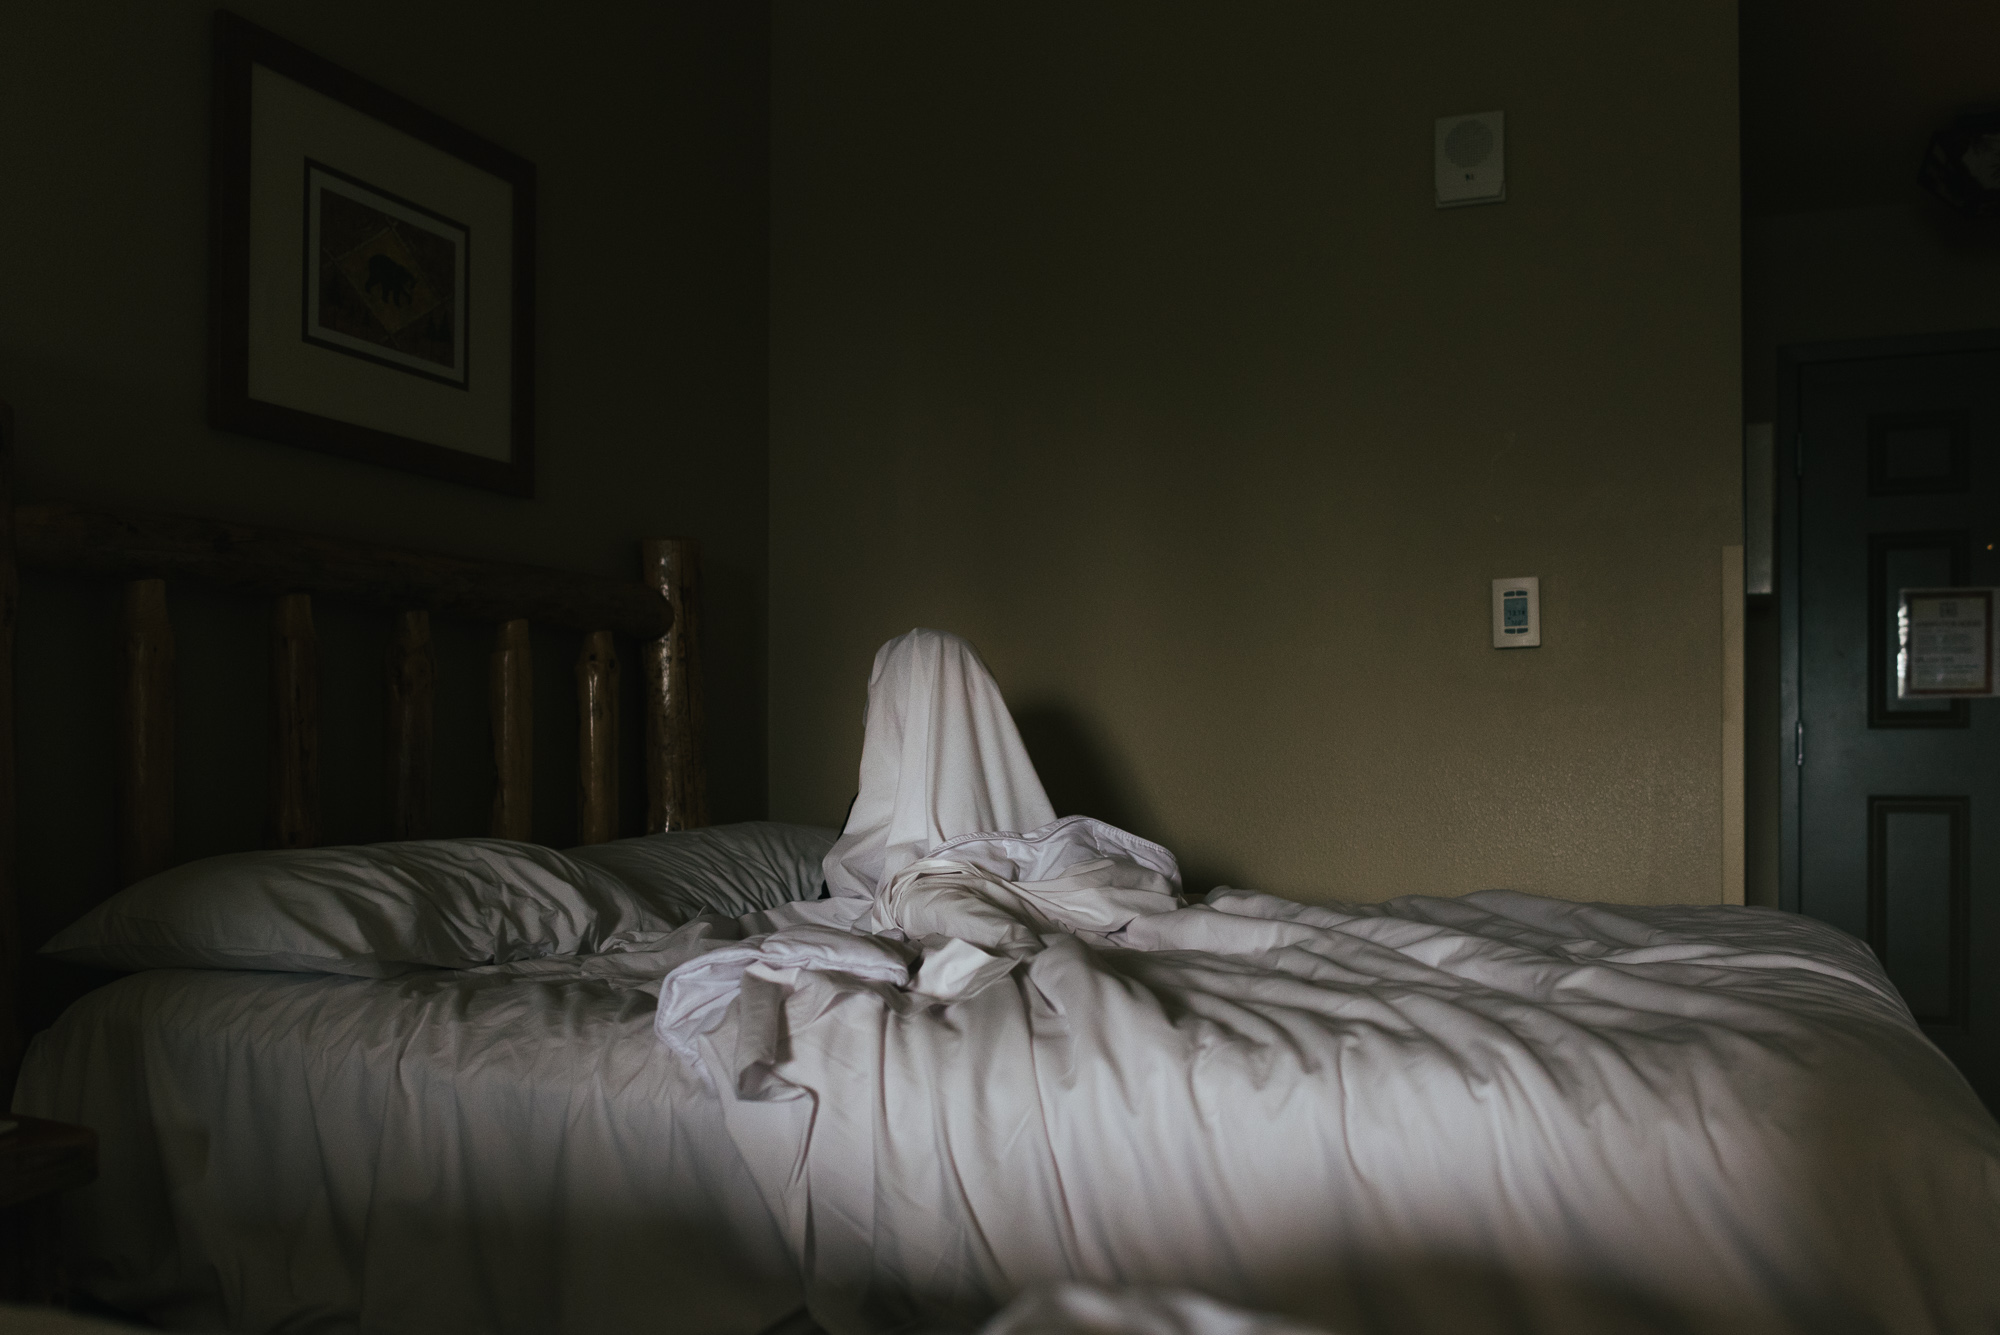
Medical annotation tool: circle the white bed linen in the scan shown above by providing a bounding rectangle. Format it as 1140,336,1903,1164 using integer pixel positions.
660,630,2000,1335
979,1284,1336,1335
661,882,2000,1335
821,630,1056,901
11,955,800,1335
42,823,836,978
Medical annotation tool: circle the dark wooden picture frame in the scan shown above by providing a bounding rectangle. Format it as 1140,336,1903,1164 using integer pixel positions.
208,11,536,497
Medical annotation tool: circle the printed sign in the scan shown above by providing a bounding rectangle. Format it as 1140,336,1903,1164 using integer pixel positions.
1898,588,1997,698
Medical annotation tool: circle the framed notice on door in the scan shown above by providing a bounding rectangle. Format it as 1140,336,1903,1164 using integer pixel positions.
1897,588,1998,698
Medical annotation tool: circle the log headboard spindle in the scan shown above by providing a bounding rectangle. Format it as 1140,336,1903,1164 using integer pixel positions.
0,404,709,1082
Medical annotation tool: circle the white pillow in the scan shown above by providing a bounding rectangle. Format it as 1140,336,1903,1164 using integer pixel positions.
41,822,834,977
567,821,833,919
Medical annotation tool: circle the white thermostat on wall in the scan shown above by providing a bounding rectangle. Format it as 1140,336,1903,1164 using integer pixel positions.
1491,576,1540,648
1436,111,1505,207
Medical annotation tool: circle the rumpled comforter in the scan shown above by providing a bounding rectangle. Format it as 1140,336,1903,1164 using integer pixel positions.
654,873,2000,1335
14,954,801,1334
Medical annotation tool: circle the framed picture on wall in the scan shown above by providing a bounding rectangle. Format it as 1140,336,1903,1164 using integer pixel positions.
208,11,536,497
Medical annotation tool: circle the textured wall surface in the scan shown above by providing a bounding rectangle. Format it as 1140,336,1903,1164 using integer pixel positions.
0,1,768,968
769,2,1741,905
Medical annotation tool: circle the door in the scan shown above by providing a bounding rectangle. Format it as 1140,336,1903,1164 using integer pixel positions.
1781,332,2000,1112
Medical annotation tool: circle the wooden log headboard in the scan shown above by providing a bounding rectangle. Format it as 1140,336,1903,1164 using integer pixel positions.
0,405,710,1082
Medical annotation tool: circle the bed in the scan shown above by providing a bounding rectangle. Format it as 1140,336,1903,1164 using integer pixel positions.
7,414,2000,1335
16,833,831,1334
0,404,819,1331
649,630,2000,1335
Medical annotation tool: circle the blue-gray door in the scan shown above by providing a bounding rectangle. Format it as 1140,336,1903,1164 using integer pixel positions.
1782,332,1999,1112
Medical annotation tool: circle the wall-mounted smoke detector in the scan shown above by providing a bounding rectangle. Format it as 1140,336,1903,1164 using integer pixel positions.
1436,111,1505,208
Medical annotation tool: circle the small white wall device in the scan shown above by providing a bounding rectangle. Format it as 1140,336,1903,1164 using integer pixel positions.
1492,577,1540,648
1436,111,1505,207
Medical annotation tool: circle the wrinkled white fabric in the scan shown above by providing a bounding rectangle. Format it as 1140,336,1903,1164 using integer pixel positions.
14,964,799,1335
981,1284,1341,1335
912,937,1017,1002
653,628,2000,1335
39,839,647,977
817,628,1182,946
42,823,834,977
821,629,1057,898
655,922,917,1069
659,884,2000,1335
872,852,1178,952
928,815,1182,893
564,820,837,918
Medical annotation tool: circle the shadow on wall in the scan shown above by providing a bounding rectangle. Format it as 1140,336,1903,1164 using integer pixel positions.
1012,699,1244,897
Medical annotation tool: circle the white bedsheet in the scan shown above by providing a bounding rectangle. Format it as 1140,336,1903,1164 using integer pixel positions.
12,955,800,1335
821,629,1057,901
651,627,2000,1334
978,1284,1337,1335
659,883,2000,1335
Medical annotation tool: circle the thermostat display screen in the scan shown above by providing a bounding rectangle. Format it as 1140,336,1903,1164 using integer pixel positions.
1491,577,1541,649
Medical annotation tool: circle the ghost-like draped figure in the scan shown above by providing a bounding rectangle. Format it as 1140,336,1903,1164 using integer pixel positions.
656,628,2000,1335
820,627,1059,900
819,629,1181,951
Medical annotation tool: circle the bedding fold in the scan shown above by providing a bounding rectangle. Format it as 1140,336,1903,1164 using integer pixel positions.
657,882,2000,1335
654,628,2000,1335
13,964,801,1335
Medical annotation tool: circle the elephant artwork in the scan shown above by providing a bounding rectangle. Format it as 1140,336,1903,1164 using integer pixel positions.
305,161,468,384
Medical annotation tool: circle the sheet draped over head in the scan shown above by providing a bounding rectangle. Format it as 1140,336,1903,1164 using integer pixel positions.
821,629,1059,900
820,629,1181,928
651,633,2000,1335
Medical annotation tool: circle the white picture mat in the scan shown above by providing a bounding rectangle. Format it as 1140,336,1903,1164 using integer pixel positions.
303,165,469,384
247,64,513,462
1898,587,1997,698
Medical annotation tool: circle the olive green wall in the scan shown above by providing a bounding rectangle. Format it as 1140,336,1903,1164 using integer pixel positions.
768,2,1742,904
1,2,768,985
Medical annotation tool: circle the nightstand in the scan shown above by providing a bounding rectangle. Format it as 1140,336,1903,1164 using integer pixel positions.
0,1116,99,1305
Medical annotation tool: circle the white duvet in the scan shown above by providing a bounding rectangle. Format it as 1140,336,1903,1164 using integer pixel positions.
655,630,2000,1335
15,955,801,1334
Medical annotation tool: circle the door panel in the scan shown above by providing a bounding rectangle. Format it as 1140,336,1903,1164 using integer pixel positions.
1868,796,1969,1028
1787,338,1999,1110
